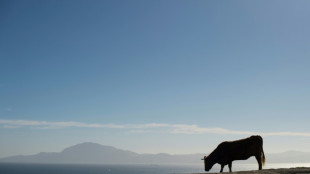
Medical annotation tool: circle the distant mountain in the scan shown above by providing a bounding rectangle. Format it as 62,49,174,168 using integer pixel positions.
267,151,310,163
1,142,310,164
0,142,139,164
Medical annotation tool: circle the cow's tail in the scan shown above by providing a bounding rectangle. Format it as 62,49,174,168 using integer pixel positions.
261,148,265,166
260,136,266,166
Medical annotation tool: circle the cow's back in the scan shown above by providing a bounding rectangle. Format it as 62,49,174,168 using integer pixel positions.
217,135,263,161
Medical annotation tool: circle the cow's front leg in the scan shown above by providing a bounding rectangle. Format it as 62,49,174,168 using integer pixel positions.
227,161,232,172
220,164,225,173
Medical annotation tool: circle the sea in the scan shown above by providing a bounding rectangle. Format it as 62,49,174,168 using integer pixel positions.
1,163,310,174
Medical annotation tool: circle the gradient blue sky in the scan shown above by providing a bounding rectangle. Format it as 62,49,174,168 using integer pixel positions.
1,0,310,158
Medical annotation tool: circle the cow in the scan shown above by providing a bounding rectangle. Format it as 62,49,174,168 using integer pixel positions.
202,135,265,173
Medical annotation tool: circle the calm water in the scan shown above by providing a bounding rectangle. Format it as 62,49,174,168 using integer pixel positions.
1,163,310,174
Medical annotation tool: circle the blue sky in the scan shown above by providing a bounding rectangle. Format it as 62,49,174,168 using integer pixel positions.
1,0,310,158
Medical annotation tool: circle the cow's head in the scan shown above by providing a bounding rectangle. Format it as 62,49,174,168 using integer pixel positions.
201,155,214,172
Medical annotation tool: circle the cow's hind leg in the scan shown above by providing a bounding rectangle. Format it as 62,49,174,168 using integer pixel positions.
220,164,225,173
255,155,262,170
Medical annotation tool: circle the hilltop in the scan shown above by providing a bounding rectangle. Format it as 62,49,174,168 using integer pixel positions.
193,167,310,174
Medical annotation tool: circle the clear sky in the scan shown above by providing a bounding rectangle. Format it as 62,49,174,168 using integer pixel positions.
1,0,310,158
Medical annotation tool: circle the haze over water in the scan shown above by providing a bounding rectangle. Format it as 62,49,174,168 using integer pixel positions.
1,163,310,174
